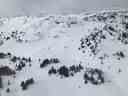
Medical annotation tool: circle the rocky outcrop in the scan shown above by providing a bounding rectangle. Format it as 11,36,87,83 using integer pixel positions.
0,66,15,88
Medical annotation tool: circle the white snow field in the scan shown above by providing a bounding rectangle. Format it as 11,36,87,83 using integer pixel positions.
1,10,128,96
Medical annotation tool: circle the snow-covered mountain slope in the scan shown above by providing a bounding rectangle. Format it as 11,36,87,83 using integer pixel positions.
1,10,128,96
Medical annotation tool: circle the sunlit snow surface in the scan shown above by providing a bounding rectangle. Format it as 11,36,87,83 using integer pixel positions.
1,10,128,96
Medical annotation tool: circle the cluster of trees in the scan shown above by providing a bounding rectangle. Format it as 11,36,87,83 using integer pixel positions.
40,58,60,68
48,64,84,78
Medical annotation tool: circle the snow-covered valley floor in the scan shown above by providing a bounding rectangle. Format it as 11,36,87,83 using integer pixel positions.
1,10,128,96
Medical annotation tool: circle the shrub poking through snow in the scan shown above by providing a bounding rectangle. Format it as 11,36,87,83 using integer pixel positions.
57,66,69,78
83,68,104,85
114,51,125,58
10,56,32,71
40,59,50,68
118,32,128,44
50,58,60,64
10,56,18,62
20,78,34,90
69,64,84,73
6,88,10,93
48,67,57,75
16,61,26,71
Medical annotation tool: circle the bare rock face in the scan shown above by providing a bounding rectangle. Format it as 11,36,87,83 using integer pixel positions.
0,66,15,76
0,66,16,88
0,52,7,59
0,77,2,88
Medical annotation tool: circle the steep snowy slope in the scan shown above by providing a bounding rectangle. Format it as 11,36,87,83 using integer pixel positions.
1,10,128,96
